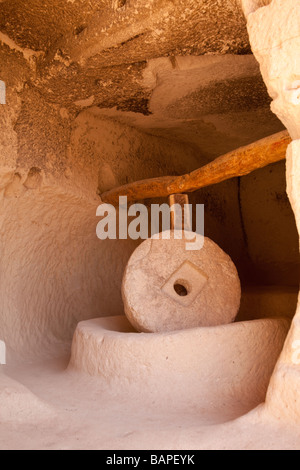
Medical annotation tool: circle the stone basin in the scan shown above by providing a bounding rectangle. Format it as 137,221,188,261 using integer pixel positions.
69,316,290,410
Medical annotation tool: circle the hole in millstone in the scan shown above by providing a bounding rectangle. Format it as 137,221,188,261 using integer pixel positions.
173,282,189,297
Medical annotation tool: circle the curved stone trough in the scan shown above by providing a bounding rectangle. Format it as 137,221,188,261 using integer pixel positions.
69,316,289,411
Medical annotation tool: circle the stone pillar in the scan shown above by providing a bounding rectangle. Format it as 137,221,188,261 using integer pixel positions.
246,0,300,421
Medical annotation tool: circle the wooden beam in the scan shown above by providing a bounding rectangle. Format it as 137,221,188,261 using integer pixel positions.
101,130,291,206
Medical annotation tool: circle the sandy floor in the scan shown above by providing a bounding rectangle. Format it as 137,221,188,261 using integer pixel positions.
0,315,299,450
1,358,300,450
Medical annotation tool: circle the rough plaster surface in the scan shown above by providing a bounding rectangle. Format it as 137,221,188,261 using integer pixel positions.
0,188,139,359
97,54,283,158
266,142,300,422
248,0,300,140
122,231,241,332
0,0,250,57
247,0,300,423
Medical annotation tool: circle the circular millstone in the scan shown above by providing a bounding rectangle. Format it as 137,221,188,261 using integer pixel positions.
122,230,241,333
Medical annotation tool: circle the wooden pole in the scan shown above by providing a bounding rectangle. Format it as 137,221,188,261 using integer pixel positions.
169,194,191,231
101,130,291,206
